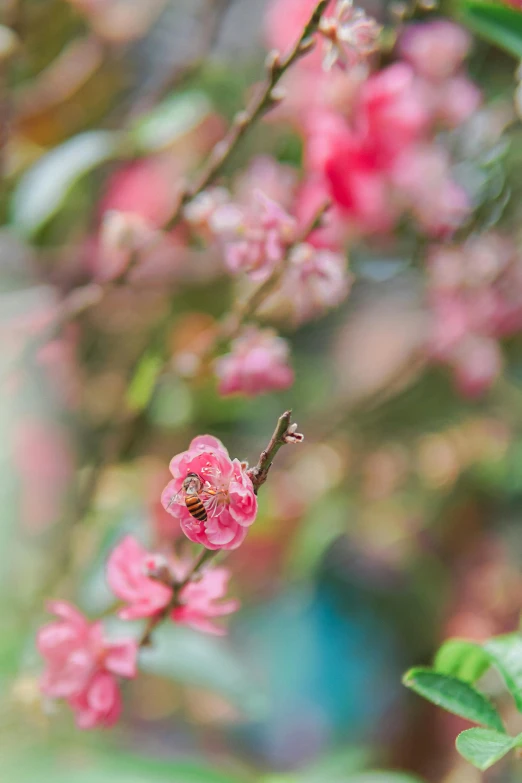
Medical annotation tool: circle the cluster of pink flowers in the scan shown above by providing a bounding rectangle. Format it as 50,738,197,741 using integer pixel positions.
161,435,257,549
427,233,522,396
107,535,239,633
305,17,479,236
37,434,253,727
38,601,137,729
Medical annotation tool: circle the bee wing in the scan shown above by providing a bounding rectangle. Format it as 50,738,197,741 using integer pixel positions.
165,487,185,510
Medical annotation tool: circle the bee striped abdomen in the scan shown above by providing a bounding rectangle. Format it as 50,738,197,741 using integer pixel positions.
185,495,207,522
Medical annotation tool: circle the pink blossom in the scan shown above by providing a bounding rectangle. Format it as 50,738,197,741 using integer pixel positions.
99,158,179,228
268,242,352,324
216,191,297,281
427,235,522,394
161,435,257,550
106,536,172,620
37,601,137,728
215,328,294,397
452,337,503,398
107,535,239,633
399,21,472,82
391,145,469,237
183,187,231,238
98,210,159,281
319,0,382,71
287,243,352,322
171,566,239,636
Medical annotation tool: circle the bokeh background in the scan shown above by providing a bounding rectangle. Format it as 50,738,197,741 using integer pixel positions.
2,1,522,782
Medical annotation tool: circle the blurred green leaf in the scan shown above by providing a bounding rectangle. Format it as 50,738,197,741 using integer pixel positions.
456,728,517,771
130,90,212,153
347,774,425,783
460,1,522,58
403,668,504,730
434,639,489,683
483,634,522,712
2,745,248,783
11,131,121,237
126,350,163,412
139,623,267,718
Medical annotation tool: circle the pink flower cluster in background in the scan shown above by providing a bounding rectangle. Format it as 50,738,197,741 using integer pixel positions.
428,234,522,396
286,18,479,236
215,327,294,396
161,435,258,549
38,601,137,728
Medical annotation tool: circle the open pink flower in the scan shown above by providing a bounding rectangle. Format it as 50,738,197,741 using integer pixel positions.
319,0,382,72
107,535,239,633
106,536,172,620
37,601,137,729
172,566,239,636
161,436,257,550
215,327,294,397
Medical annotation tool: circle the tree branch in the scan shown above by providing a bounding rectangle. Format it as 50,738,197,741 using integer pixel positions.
247,409,303,493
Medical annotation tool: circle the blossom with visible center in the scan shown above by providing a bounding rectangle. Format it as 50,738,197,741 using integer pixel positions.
215,327,294,397
37,601,137,729
107,535,239,634
318,0,382,72
161,435,257,550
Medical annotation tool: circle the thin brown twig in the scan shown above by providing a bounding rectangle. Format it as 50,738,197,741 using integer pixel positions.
166,0,329,225
247,409,302,493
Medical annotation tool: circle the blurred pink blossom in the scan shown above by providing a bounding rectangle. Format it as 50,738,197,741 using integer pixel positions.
215,191,297,281
215,327,294,396
171,565,239,636
99,158,179,228
278,242,353,323
107,536,172,620
107,535,239,634
428,235,522,395
452,337,503,398
399,21,472,82
98,210,160,281
318,0,382,71
161,435,257,550
391,145,469,237
306,61,472,235
37,601,137,729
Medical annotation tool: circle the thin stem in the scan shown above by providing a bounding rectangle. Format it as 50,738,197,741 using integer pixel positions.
247,409,299,493
168,0,329,222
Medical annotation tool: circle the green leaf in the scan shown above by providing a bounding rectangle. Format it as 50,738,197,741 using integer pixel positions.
435,639,490,683
139,623,267,718
456,728,516,771
483,634,522,712
2,745,247,783
130,90,212,153
403,668,504,731
126,350,163,412
11,131,121,236
460,1,522,59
